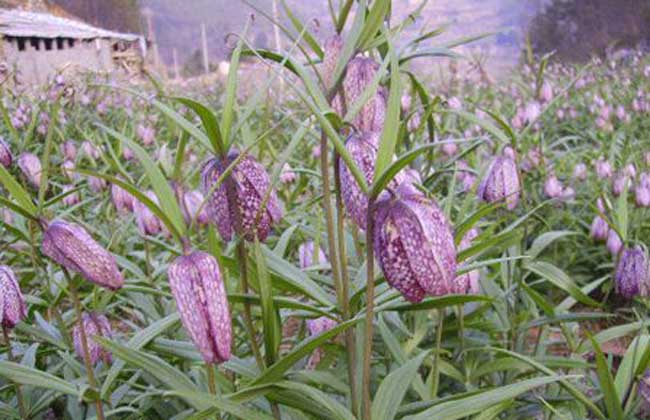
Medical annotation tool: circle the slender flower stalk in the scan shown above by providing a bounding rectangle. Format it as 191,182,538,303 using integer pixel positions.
362,198,376,420
334,152,358,414
67,275,105,420
431,310,445,397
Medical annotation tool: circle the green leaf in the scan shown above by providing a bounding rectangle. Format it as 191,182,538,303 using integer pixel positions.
171,96,225,156
524,261,601,307
485,348,606,420
614,335,650,401
0,164,37,217
590,335,624,420
101,313,180,398
372,352,429,420
95,337,203,407
253,238,281,366
373,30,402,181
98,123,187,237
279,0,324,58
166,390,278,420
275,381,356,420
0,361,91,400
405,375,578,420
245,317,362,389
222,20,249,146
357,0,390,50
371,143,438,199
378,294,491,312
526,231,577,259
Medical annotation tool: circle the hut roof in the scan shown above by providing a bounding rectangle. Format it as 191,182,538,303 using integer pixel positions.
0,8,142,41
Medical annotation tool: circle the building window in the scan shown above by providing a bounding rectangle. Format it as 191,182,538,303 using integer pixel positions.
44,39,53,50
29,37,40,50
17,38,25,51
68,39,75,48
56,38,65,50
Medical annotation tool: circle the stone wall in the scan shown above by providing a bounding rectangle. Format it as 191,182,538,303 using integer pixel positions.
1,36,114,84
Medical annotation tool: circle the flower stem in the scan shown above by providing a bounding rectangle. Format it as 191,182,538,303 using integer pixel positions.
457,305,467,382
2,326,27,419
334,150,358,415
206,363,221,420
236,242,265,369
431,309,444,398
362,200,376,420
68,276,105,420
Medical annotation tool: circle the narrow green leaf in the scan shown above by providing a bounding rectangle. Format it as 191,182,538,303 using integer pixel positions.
372,352,429,420
0,165,37,216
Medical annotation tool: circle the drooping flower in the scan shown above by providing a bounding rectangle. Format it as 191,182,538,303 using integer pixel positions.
168,251,232,364
477,152,521,210
72,312,113,365
41,220,124,290
636,186,650,207
615,247,649,299
17,152,42,188
540,81,553,102
590,216,609,241
280,163,297,184
181,190,209,226
322,35,343,89
339,132,407,228
61,160,79,182
544,174,564,198
572,162,587,181
638,370,650,411
201,152,282,242
88,176,107,193
81,141,100,160
595,159,613,179
306,316,337,369
0,138,12,167
454,228,481,294
61,140,77,161
374,183,457,302
333,57,386,133
612,175,631,197
134,191,163,236
111,183,135,214
607,229,623,256
0,266,27,329
62,185,80,207
298,241,328,269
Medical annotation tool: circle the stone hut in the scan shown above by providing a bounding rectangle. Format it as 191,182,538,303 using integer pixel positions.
0,8,146,84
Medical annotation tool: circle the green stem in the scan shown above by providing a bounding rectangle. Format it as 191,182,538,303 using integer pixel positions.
319,131,344,311
334,151,358,415
68,277,105,420
206,363,221,420
3,326,27,419
362,200,376,420
236,242,265,369
431,309,444,398
457,305,467,383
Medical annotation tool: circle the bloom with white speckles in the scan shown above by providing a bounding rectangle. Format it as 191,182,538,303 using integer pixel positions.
201,152,282,242
373,184,457,303
41,220,124,290
73,312,113,365
477,152,521,210
168,251,232,364
0,266,26,329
